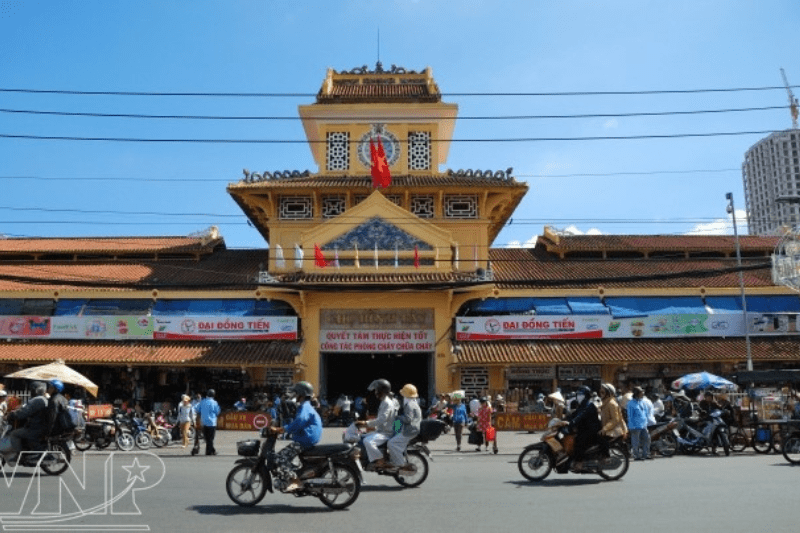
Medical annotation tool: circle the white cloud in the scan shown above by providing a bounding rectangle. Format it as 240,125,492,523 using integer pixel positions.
505,236,538,248
559,225,603,236
686,209,748,235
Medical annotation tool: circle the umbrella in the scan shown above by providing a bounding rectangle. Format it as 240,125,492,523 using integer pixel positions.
5,360,98,397
672,371,737,392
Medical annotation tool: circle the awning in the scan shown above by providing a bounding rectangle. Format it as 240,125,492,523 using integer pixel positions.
456,337,800,366
604,297,708,318
566,297,609,315
744,295,800,313
0,340,299,367
705,296,743,312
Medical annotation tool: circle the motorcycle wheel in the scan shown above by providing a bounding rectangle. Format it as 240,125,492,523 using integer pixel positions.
729,430,748,453
715,429,731,456
781,435,800,464
73,431,93,452
598,442,629,481
134,432,152,450
226,464,268,507
393,450,429,488
152,429,170,448
41,442,71,476
116,432,135,452
317,463,360,510
655,433,678,457
517,446,552,482
752,432,773,454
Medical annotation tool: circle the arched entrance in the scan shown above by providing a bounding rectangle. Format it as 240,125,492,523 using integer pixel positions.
321,352,432,404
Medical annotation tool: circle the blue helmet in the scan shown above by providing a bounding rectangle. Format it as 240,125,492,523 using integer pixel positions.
49,379,64,393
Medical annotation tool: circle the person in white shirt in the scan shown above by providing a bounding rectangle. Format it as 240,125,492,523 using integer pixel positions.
356,379,398,470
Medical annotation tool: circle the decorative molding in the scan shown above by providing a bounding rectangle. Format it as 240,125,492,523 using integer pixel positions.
322,216,434,251
446,168,515,182
241,169,311,183
337,62,420,75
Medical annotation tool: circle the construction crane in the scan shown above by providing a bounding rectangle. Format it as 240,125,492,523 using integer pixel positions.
781,68,799,129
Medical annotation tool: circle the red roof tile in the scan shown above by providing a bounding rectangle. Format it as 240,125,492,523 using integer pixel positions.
0,340,297,366
0,236,223,255
457,338,800,365
538,234,780,253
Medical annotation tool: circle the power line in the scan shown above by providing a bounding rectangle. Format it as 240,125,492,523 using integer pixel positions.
0,85,796,97
0,130,778,144
0,105,787,121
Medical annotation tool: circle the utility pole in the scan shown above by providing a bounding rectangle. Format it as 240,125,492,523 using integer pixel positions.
727,193,753,371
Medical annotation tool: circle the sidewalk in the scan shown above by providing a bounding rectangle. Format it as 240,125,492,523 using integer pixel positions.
153,427,539,457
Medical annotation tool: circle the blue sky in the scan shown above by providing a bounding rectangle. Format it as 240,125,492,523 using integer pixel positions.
1,0,798,248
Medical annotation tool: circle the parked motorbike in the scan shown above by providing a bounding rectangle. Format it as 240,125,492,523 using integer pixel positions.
517,418,629,482
144,412,172,448
646,418,679,457
780,420,800,465
74,416,116,451
676,409,730,456
226,426,362,510
0,422,73,476
345,418,445,488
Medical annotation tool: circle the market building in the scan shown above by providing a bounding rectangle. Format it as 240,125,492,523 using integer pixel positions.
1,63,799,408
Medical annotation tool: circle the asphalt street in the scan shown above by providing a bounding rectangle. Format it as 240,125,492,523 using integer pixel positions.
1,428,797,533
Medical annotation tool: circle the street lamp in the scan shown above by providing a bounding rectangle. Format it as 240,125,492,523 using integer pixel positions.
726,192,753,371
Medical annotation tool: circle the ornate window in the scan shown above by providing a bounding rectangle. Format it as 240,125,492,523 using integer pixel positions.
408,131,431,170
411,195,435,218
444,195,478,218
353,195,368,206
279,196,313,219
385,195,402,207
322,195,346,219
326,132,349,171
460,367,489,399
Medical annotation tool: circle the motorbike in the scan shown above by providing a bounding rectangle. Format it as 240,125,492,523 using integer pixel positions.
226,426,362,510
345,418,445,488
119,412,153,450
74,416,116,451
675,409,730,456
517,418,629,482
645,417,679,457
144,412,172,448
780,420,800,465
0,421,73,476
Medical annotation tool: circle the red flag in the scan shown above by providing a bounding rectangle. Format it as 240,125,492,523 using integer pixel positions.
314,244,328,268
413,245,420,269
371,137,391,188
369,138,381,188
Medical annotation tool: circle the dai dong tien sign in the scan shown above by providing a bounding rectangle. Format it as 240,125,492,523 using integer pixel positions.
456,313,800,340
0,315,297,341
319,309,435,353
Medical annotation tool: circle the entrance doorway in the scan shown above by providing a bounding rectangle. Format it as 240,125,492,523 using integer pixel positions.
322,352,432,404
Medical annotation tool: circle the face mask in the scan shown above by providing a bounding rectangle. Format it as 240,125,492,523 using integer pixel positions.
576,394,585,404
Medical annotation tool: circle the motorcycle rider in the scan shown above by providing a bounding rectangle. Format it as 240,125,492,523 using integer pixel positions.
567,385,602,470
269,381,322,492
387,384,422,472
2,381,49,462
47,379,69,432
0,389,8,427
355,378,398,470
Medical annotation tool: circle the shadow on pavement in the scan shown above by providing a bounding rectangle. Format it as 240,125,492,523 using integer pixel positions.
188,503,337,515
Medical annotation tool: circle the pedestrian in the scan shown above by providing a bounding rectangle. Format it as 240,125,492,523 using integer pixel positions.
177,394,195,448
626,386,652,460
196,389,221,455
1,389,9,427
451,396,469,451
476,397,498,454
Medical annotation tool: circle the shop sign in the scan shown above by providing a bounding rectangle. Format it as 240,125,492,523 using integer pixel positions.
456,316,603,340
558,366,601,380
495,412,550,431
625,364,659,378
218,411,271,431
152,316,297,340
86,404,114,420
0,316,51,337
506,366,556,380
320,309,435,353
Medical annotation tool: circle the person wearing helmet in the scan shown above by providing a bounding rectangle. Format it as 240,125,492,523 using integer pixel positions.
269,381,322,491
2,381,49,461
46,379,69,435
567,385,602,470
196,389,221,455
387,384,422,471
356,378,398,470
599,383,627,439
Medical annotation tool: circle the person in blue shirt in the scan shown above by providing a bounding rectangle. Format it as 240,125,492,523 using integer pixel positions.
196,389,221,456
626,386,652,460
451,396,469,452
270,381,322,492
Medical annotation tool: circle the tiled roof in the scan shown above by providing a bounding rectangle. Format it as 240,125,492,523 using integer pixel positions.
318,83,439,103
228,173,525,190
489,248,774,289
457,337,800,365
538,234,780,253
0,340,297,366
276,271,482,286
0,236,223,255
0,249,266,291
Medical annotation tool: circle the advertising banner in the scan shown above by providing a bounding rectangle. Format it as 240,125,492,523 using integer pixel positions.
0,316,51,337
455,316,605,340
152,316,297,340
86,404,114,420
495,412,550,431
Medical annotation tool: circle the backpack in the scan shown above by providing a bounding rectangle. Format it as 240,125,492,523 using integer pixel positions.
49,396,75,436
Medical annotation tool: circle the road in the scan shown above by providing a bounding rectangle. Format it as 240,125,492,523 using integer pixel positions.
0,429,796,533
